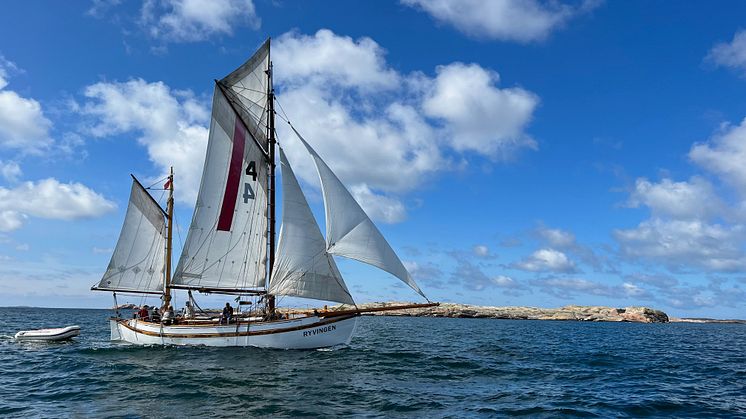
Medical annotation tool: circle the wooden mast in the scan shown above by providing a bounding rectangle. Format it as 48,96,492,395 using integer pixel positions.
266,38,277,315
163,166,174,309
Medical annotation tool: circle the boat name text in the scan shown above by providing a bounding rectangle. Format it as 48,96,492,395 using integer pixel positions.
303,324,336,337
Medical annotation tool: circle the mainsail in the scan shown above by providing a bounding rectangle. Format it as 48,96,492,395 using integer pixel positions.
94,179,165,293
172,82,269,291
220,39,270,155
269,149,354,304
292,129,427,299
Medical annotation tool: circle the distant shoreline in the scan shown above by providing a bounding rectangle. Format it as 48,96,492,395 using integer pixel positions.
1,304,743,323
331,302,746,324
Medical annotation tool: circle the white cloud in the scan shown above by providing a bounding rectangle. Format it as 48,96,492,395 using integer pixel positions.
514,248,577,273
402,0,599,43
491,275,519,288
141,0,260,42
79,79,209,203
627,177,723,220
423,63,539,158
350,184,407,223
0,57,53,154
689,118,746,194
472,244,490,257
0,211,25,232
0,160,21,182
536,226,575,247
0,178,116,232
274,30,399,90
274,30,539,222
707,29,746,75
614,219,746,272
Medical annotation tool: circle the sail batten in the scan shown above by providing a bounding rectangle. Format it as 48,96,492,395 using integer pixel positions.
292,128,427,300
94,180,166,293
270,149,354,304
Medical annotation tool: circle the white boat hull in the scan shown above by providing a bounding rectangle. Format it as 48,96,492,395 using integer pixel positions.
15,325,81,341
110,315,357,349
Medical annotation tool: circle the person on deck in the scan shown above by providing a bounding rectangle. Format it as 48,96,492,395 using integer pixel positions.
162,305,175,325
222,303,234,324
137,305,149,321
183,301,195,319
150,306,160,323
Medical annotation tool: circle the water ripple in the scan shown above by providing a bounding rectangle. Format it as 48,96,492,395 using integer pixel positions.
0,308,744,417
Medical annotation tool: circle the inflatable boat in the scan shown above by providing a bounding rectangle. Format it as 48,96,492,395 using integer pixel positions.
14,325,80,341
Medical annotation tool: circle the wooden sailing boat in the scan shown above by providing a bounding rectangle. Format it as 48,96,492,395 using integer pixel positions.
91,38,436,349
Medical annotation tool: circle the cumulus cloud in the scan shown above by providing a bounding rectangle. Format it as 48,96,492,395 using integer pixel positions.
274,30,539,222
273,30,399,90
706,29,746,76
0,178,116,232
402,0,600,43
79,79,209,204
141,0,260,42
0,56,53,154
0,160,21,182
423,63,538,158
689,118,746,194
627,177,723,220
513,248,577,273
472,244,490,257
614,219,746,272
350,184,407,223
536,225,575,247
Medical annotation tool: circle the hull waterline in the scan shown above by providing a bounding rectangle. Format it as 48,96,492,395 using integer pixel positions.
110,315,357,349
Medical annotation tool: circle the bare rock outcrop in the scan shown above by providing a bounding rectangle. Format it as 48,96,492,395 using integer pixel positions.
335,302,670,323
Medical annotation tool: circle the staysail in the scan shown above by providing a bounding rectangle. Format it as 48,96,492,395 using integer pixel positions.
292,129,427,299
172,82,269,291
94,179,165,293
269,149,354,304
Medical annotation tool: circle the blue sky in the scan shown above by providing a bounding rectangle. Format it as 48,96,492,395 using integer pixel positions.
1,0,746,318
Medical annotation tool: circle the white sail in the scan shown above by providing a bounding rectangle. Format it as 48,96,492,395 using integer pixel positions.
172,83,268,290
95,180,165,293
220,38,270,154
293,129,427,299
269,149,354,305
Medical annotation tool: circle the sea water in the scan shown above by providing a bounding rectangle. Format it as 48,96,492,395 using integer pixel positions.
0,307,744,417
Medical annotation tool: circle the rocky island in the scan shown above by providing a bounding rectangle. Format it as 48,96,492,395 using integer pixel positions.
331,302,671,323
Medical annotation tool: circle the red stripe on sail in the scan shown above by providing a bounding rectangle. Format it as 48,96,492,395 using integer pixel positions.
217,119,246,231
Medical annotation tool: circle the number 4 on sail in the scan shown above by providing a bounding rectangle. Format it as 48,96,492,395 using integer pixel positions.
91,38,437,349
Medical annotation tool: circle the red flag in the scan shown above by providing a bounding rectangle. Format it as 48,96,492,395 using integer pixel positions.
164,179,172,190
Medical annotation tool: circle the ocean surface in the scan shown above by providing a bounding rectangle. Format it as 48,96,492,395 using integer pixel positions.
0,307,744,418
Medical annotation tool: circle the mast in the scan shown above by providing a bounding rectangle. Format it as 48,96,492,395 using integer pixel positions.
267,45,276,274
267,39,277,312
163,166,174,309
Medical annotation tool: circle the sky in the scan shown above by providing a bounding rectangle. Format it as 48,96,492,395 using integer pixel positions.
1,0,745,319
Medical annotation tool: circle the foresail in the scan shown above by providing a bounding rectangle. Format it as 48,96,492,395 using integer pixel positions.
293,129,427,300
172,85,268,290
220,38,270,155
269,149,354,305
95,180,165,293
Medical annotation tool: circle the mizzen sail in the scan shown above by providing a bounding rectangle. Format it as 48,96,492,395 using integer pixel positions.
172,83,268,291
293,129,427,299
94,179,165,293
269,149,354,305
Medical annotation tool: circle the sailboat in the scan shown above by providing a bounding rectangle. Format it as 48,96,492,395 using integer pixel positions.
91,38,436,349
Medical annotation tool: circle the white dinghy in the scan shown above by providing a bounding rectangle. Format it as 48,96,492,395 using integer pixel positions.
15,325,81,342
